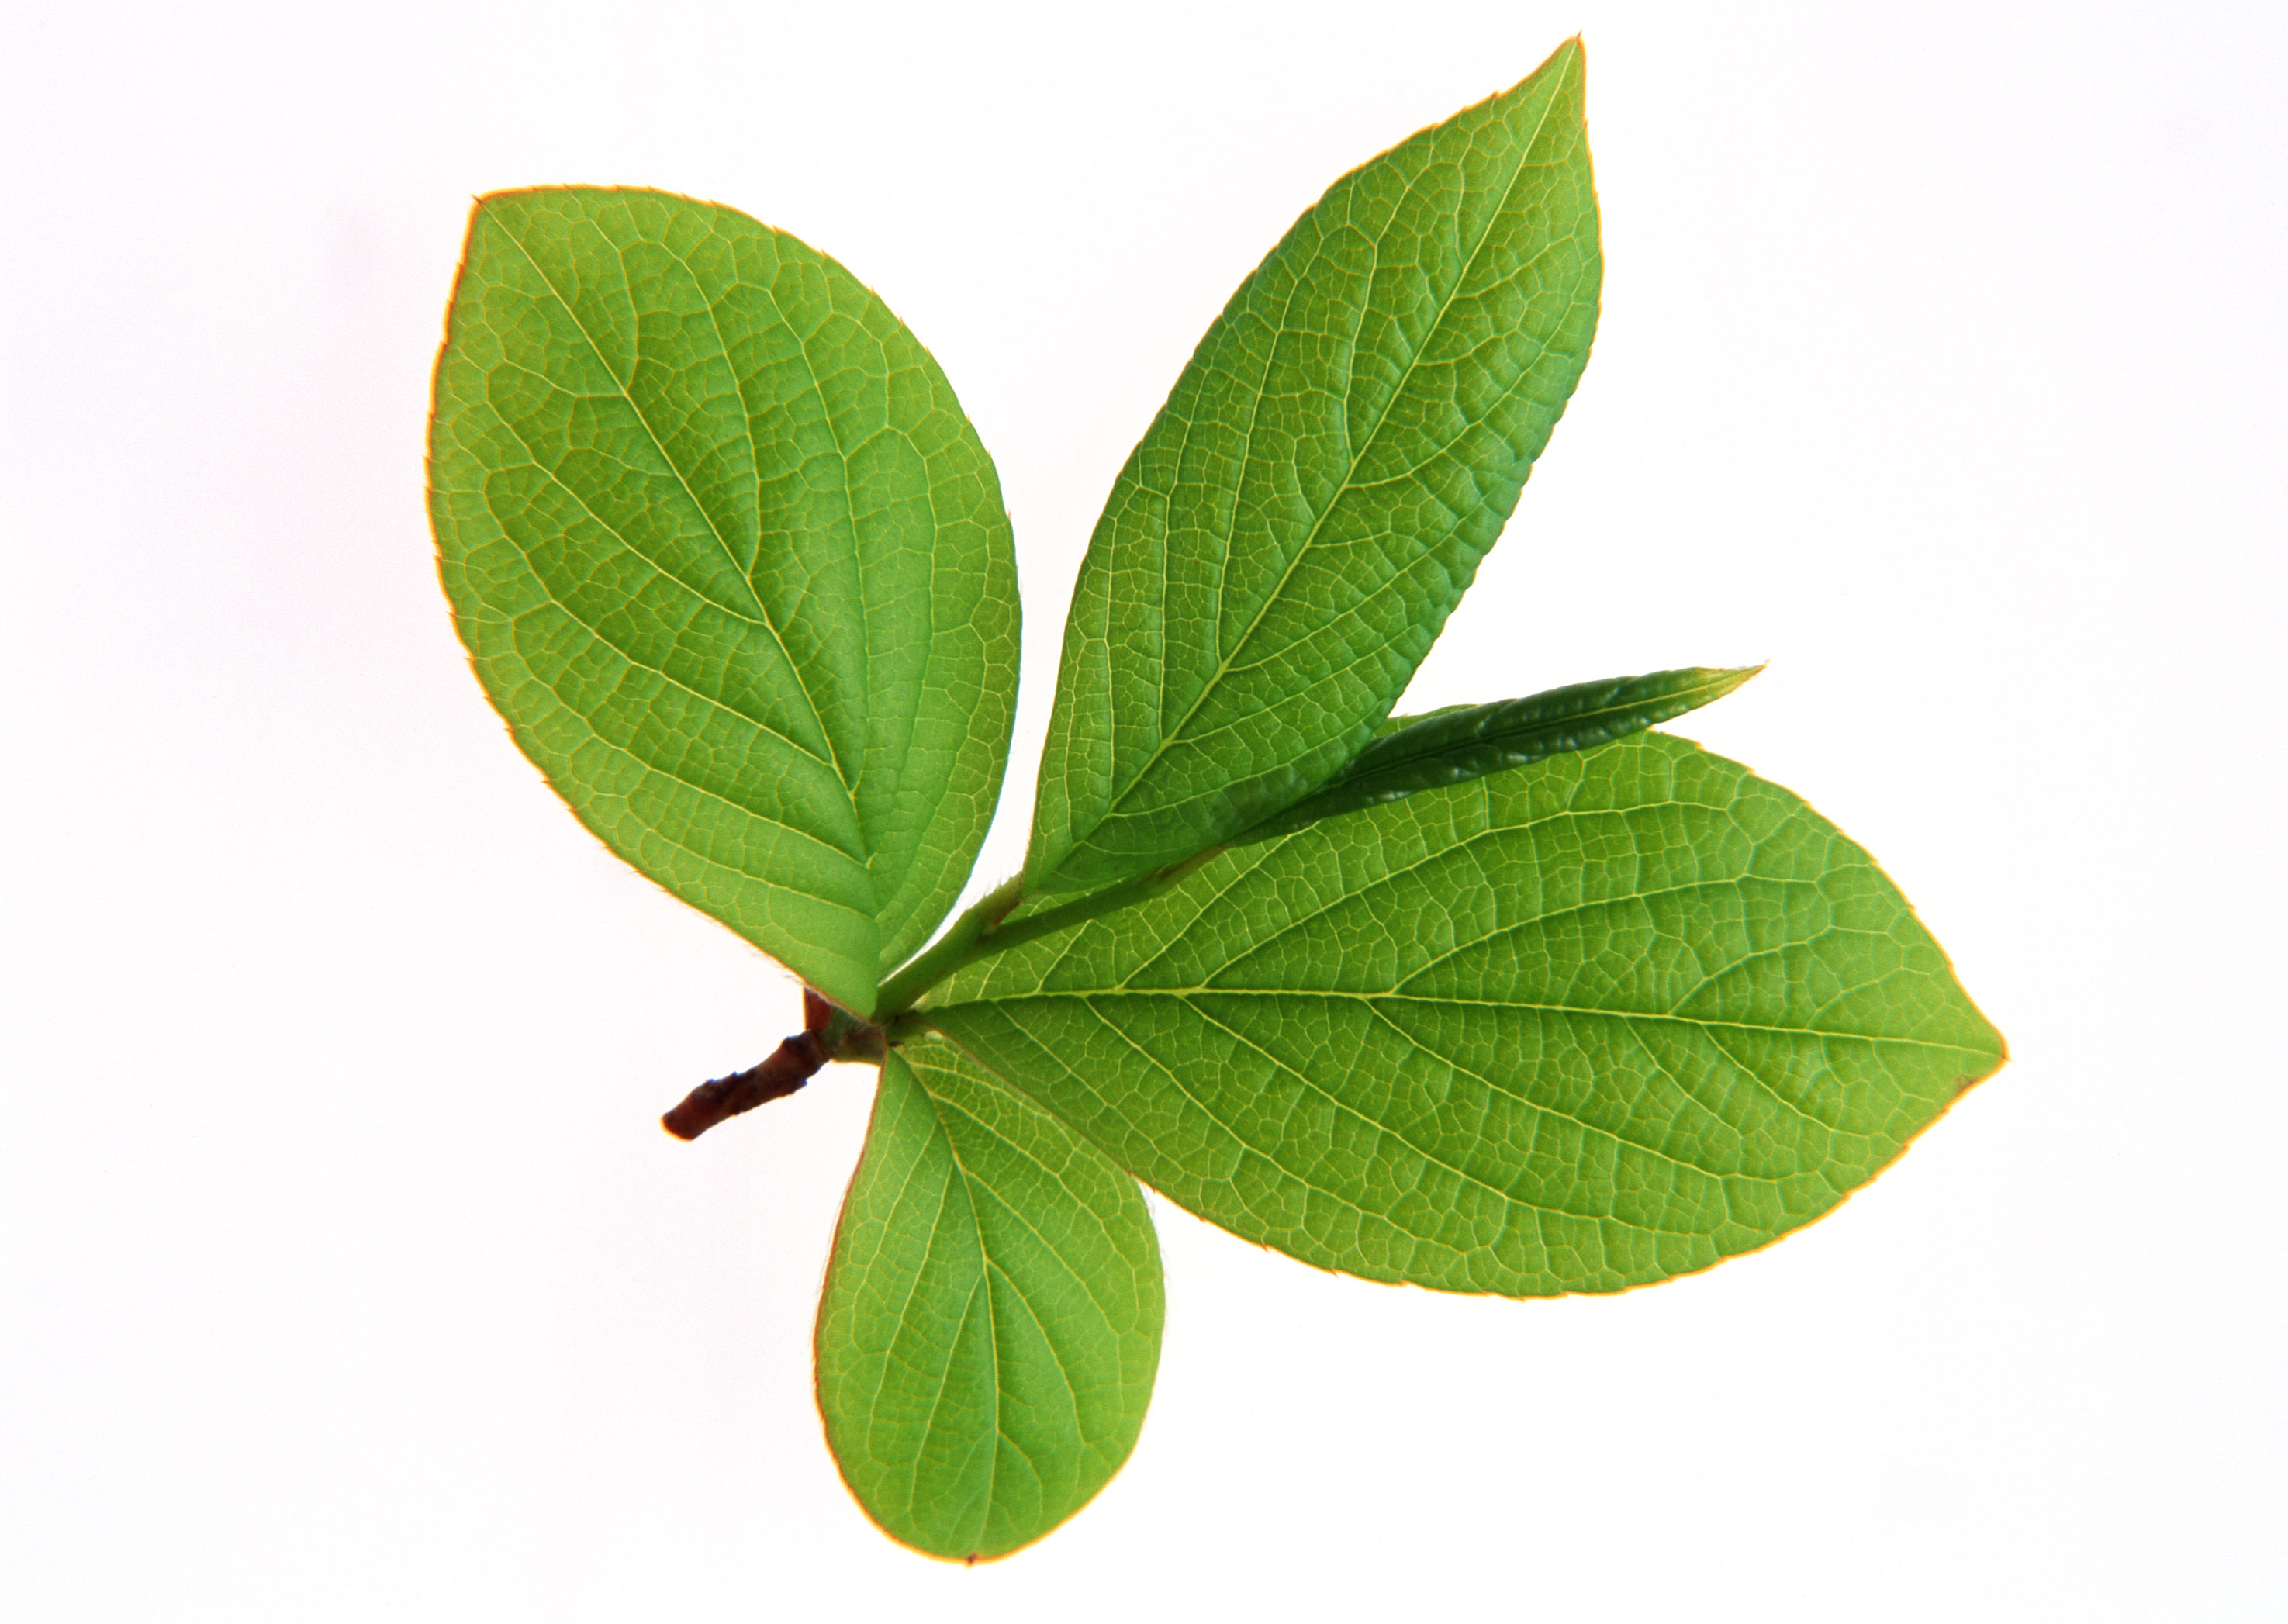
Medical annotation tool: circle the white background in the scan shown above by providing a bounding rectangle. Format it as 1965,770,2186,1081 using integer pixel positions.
4,2,2282,1618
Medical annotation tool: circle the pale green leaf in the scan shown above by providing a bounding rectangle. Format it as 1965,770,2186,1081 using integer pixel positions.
817,1042,1163,1560
428,188,1019,1015
1026,38,1601,895
1239,665,1761,840
921,733,2006,1297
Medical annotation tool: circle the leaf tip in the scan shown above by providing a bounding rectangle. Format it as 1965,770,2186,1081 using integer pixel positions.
1706,661,1768,700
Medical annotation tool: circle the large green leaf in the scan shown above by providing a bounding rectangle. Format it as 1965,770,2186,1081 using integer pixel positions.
428,188,1019,1015
1025,38,1601,895
817,1042,1163,1560
921,733,2006,1296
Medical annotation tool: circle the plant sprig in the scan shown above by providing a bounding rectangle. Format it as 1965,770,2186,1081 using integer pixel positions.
427,36,2004,1563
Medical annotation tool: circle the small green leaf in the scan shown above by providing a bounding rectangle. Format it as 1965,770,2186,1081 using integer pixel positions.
1026,38,1601,895
816,1042,1164,1561
1239,665,1761,840
428,188,1019,1015
920,733,2005,1297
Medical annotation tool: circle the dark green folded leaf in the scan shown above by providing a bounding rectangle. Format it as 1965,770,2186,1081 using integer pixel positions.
1239,665,1761,839
816,1042,1163,1560
428,188,1019,1014
1026,39,1602,895
918,733,2006,1297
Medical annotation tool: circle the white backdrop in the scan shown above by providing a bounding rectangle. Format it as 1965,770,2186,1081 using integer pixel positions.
4,2,2282,1618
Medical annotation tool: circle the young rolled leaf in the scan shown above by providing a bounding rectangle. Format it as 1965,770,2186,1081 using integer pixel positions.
875,668,1758,1011
817,1042,1163,1561
428,188,1019,1016
919,733,2006,1296
1238,665,1761,841
1026,38,1601,895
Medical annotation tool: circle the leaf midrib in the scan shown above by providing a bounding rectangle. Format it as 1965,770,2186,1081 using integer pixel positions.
952,987,1999,1058
912,1049,1135,1550
931,977,1977,1282
862,1083,994,1543
921,1090,1006,1552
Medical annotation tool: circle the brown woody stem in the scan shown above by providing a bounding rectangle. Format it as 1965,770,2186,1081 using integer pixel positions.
659,1031,826,1140
659,990,882,1142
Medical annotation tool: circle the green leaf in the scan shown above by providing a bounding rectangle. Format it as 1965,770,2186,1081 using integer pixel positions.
1025,39,1601,897
427,188,1019,1016
817,1042,1164,1560
1239,665,1762,840
918,733,2006,1297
